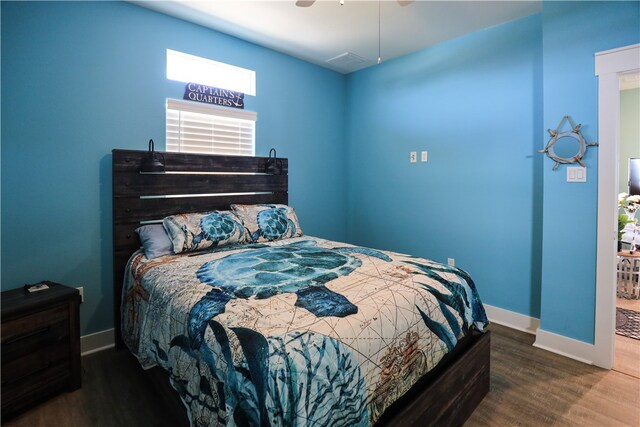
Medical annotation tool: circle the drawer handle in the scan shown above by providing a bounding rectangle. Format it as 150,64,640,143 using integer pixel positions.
1,361,52,386
2,325,51,345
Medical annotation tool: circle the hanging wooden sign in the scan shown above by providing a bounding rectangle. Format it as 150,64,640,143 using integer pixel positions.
183,83,244,109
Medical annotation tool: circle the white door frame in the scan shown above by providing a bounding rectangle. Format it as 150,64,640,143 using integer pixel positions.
594,44,640,369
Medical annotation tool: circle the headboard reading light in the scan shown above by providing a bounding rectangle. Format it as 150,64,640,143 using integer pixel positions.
264,148,283,175
140,139,166,173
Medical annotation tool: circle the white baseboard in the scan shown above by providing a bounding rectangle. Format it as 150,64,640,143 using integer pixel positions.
484,304,540,335
483,304,594,365
81,328,115,356
533,328,595,365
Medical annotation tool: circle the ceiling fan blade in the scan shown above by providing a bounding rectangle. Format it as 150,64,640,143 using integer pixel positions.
296,0,316,7
397,0,414,5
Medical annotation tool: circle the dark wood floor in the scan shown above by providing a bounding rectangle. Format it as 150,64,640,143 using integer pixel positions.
2,347,184,427
3,324,639,427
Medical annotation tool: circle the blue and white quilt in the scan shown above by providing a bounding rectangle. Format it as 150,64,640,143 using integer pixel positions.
122,236,488,426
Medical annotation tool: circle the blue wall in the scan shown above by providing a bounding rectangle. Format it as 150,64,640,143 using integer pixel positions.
1,1,347,335
346,14,544,319
540,1,640,343
346,1,639,345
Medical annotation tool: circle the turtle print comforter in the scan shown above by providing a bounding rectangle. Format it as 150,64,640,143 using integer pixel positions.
122,236,489,426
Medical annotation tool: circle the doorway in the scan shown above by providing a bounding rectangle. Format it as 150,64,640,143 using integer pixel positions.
613,76,640,377
594,44,640,369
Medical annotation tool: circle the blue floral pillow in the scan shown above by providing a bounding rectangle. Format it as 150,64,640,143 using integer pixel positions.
162,210,246,254
231,204,303,243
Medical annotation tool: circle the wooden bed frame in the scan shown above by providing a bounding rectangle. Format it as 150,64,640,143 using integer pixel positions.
112,148,490,427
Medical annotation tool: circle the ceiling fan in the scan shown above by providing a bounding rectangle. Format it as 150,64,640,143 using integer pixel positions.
296,0,413,7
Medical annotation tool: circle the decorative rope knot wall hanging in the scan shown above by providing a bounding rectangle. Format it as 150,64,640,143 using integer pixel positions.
539,115,598,171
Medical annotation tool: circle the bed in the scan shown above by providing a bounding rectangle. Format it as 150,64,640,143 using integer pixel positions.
112,149,491,427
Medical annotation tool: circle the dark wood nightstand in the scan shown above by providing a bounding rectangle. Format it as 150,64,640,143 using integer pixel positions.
1,282,81,419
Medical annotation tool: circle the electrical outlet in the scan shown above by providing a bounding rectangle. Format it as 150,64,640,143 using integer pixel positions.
77,286,84,303
447,258,455,267
421,151,428,162
410,152,417,163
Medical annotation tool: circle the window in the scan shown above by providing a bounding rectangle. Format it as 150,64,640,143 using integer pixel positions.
166,50,257,156
166,49,256,96
166,99,256,156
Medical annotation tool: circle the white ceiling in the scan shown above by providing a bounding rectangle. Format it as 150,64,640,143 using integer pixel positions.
132,0,542,74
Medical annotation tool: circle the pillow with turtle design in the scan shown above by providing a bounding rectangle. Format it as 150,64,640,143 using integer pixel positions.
163,210,247,254
231,204,303,243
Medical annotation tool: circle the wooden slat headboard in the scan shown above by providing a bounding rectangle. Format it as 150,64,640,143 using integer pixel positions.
112,149,288,349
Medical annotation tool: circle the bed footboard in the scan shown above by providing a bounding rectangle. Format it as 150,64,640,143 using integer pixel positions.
141,331,490,427
380,330,490,427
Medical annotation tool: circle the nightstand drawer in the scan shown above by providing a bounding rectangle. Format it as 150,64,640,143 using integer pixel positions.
1,360,70,411
1,318,69,364
2,304,69,342
1,338,70,386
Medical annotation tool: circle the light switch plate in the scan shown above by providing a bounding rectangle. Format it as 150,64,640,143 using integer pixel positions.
567,166,587,182
421,151,428,162
410,152,417,163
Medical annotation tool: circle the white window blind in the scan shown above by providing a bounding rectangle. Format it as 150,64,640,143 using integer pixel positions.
166,99,256,156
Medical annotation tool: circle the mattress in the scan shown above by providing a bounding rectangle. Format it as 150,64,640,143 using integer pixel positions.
122,236,489,426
